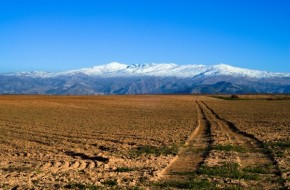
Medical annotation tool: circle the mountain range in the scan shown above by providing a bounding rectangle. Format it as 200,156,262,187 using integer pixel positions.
1,62,290,95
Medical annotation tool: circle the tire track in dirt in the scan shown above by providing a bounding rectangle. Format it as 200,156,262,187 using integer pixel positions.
159,100,212,180
39,160,97,172
16,159,101,185
27,158,103,182
200,101,285,188
37,151,109,173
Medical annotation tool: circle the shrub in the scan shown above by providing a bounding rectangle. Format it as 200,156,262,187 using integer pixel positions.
155,179,216,189
198,163,259,180
130,145,178,157
102,179,118,186
230,94,239,99
115,167,136,172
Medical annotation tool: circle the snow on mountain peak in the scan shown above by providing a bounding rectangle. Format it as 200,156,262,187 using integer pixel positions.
99,62,128,70
210,63,277,78
4,62,290,79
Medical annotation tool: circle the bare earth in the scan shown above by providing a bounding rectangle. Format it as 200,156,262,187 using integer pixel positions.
0,95,289,189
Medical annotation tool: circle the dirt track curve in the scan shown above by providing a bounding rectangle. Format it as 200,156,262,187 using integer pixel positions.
160,99,212,180
160,97,285,189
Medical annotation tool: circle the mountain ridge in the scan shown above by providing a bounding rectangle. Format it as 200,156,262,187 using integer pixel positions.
4,62,290,79
1,62,290,95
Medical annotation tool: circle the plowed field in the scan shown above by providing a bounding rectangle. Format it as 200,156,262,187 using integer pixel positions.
0,95,289,189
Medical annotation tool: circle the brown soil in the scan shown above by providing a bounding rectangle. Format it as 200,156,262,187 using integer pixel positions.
0,95,196,189
159,100,212,181
204,96,290,188
0,95,289,189
199,100,282,189
157,97,286,189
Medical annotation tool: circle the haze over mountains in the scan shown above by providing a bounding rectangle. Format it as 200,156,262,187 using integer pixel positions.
1,62,290,95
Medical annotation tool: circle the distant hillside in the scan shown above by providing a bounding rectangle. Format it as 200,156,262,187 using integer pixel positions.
1,62,290,94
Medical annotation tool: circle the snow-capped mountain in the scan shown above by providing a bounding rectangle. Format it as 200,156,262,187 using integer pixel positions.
6,62,290,79
1,62,290,94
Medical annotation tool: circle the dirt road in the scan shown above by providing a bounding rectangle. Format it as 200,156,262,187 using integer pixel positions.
159,97,285,189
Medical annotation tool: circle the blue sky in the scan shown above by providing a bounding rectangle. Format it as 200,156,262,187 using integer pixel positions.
0,0,289,73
